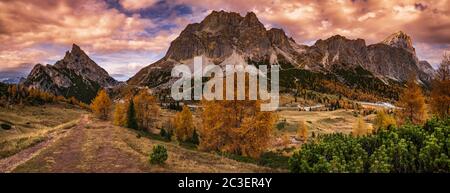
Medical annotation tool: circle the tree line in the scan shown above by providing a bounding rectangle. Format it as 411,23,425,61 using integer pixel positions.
1,84,90,109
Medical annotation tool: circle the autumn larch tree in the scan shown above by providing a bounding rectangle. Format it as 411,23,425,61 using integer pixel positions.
113,100,129,127
373,110,397,130
133,90,160,130
175,105,195,142
199,73,276,158
91,89,112,120
200,99,275,158
430,53,450,119
353,117,370,137
396,74,427,125
297,121,308,141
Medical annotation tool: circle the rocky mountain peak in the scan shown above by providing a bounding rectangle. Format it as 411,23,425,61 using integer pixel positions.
382,31,415,53
71,43,83,53
267,28,288,40
201,10,242,28
164,10,295,62
241,12,263,28
317,35,365,44
267,28,294,51
62,44,86,60
23,44,118,103
53,44,117,87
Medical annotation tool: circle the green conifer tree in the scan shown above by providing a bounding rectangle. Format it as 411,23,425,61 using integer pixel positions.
127,100,138,130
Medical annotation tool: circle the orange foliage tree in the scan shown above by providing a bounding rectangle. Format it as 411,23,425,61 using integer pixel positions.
373,110,397,130
133,90,160,130
396,75,427,125
297,121,308,141
91,89,112,120
353,117,370,137
199,73,276,158
174,105,195,142
200,99,275,158
113,100,129,127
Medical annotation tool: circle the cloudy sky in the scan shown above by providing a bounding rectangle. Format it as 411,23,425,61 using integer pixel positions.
0,0,449,81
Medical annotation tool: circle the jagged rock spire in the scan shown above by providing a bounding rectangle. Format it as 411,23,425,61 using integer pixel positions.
382,31,415,53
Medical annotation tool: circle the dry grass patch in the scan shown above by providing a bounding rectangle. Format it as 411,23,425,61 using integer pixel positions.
0,119,79,159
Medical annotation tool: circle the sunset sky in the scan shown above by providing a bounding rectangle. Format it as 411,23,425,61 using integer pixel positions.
0,0,449,81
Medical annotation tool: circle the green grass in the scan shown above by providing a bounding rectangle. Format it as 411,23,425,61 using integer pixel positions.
132,129,170,142
0,82,7,95
222,151,290,169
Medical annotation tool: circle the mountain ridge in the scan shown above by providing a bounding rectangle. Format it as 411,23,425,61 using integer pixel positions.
128,10,434,95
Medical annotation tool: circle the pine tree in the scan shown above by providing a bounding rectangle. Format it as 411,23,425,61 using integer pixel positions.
369,145,391,173
90,89,112,120
189,129,200,145
396,74,427,125
127,99,138,130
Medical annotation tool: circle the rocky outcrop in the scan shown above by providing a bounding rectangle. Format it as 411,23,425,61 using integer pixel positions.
296,32,433,83
23,44,118,103
163,10,296,63
54,44,118,88
381,31,416,54
297,35,370,71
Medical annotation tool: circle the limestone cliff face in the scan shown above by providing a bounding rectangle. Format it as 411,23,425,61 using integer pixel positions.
163,11,295,63
23,44,118,103
381,31,416,54
297,35,370,71
297,32,432,83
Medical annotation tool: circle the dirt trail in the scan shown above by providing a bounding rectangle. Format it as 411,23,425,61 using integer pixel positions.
3,115,275,173
9,115,148,173
0,115,88,173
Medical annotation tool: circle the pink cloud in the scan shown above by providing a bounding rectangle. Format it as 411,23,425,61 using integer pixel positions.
0,0,449,71
0,0,171,51
0,0,177,69
119,0,158,10
175,0,449,65
177,0,449,45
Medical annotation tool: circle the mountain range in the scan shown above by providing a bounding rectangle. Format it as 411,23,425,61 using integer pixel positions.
19,10,434,102
128,11,433,92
